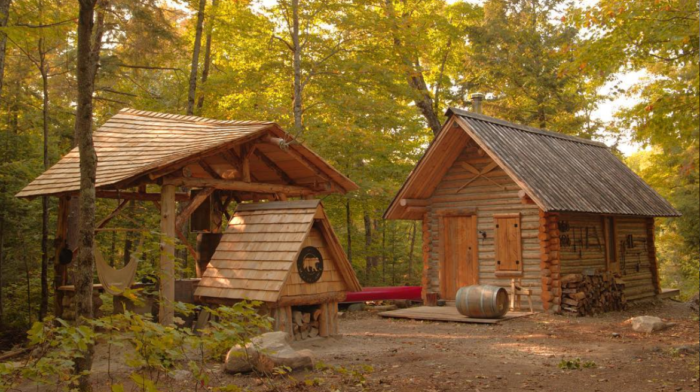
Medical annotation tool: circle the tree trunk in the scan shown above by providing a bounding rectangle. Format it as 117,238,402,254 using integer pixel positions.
23,255,31,325
39,37,50,321
363,212,372,282
66,0,105,266
345,198,351,263
0,185,5,328
73,0,100,389
0,0,11,95
291,0,302,132
196,0,217,111
383,0,441,136
186,0,206,115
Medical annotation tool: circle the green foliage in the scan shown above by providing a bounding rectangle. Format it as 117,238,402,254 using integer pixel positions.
467,0,604,136
0,298,271,391
315,360,374,389
557,358,596,370
0,316,97,391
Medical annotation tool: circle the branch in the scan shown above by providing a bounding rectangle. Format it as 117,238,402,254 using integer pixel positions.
11,19,75,29
96,87,137,97
270,34,294,52
117,63,182,72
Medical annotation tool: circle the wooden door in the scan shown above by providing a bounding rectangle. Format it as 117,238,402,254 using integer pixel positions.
442,215,478,299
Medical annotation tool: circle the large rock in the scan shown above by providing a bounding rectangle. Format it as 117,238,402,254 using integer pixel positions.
629,316,675,333
224,331,314,374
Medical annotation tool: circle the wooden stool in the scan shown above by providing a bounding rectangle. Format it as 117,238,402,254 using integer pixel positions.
510,278,534,313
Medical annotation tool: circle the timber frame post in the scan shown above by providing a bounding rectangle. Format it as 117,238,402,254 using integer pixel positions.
159,184,176,325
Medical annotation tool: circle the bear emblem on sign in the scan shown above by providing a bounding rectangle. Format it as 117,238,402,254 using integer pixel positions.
297,246,324,283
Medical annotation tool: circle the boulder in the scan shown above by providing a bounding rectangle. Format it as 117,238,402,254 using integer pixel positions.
224,331,314,374
347,303,366,312
629,316,675,333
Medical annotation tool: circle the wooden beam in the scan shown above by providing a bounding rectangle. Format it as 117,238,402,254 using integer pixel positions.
163,177,315,195
95,190,189,202
146,132,269,180
240,145,251,182
253,149,294,184
406,206,427,215
176,187,215,228
263,135,341,192
399,199,429,207
159,184,176,325
198,159,223,179
96,199,130,229
220,149,242,171
174,227,198,261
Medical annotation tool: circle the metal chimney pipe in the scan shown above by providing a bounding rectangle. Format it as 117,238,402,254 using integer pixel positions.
470,93,484,114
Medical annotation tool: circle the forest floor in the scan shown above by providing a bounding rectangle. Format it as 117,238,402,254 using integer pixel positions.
10,298,700,391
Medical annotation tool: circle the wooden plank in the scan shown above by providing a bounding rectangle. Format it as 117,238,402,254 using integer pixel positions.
175,187,215,228
378,306,532,324
236,200,320,211
95,190,190,202
163,177,315,195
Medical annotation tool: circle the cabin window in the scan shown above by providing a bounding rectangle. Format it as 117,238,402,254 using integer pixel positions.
494,213,522,276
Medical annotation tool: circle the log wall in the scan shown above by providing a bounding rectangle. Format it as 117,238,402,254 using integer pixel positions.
616,216,658,301
424,145,542,309
558,213,658,303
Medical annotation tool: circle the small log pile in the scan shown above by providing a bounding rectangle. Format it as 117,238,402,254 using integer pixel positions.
292,309,321,340
560,272,627,316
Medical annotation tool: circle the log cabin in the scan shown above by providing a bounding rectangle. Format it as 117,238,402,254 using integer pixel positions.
16,108,361,324
384,107,680,313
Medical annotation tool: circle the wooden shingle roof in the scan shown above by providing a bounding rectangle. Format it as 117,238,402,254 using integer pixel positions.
194,200,361,302
385,108,680,219
16,108,358,198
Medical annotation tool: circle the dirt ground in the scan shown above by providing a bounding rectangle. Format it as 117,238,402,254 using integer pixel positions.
218,299,700,392
10,299,700,391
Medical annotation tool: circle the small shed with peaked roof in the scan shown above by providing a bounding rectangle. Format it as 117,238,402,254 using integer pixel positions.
385,108,679,314
16,108,359,325
196,200,361,339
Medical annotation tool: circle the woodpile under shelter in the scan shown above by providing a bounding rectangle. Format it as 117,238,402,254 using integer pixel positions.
195,199,362,339
16,108,360,325
384,108,680,313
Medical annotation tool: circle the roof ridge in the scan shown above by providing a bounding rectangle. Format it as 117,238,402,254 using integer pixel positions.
446,107,607,148
118,107,274,126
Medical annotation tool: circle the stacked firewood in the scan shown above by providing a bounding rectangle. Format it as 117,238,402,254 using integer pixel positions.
292,309,321,340
560,272,627,316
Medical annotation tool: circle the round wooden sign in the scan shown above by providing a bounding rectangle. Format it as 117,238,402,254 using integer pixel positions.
297,246,324,283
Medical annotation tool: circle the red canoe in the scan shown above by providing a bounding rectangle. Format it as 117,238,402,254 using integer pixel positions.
343,286,422,303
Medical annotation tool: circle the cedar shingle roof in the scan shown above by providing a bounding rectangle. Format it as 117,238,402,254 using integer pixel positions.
194,200,361,303
385,108,680,219
16,108,358,198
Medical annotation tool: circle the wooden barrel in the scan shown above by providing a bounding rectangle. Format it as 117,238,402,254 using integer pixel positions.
455,285,509,319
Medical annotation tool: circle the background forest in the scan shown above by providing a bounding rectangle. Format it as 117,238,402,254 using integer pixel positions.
0,0,697,343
